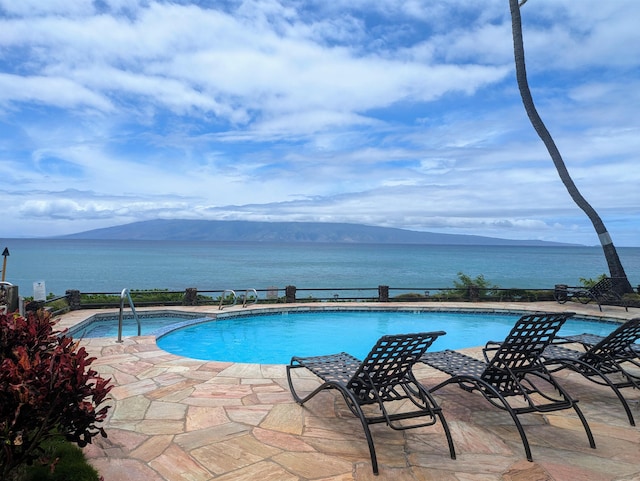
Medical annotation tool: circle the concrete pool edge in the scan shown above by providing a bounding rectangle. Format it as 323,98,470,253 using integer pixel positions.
66,309,216,338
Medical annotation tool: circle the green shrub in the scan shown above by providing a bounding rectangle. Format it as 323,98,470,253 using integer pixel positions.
22,436,100,481
393,292,428,301
80,289,214,307
130,289,185,303
578,274,608,288
79,293,119,305
444,272,499,299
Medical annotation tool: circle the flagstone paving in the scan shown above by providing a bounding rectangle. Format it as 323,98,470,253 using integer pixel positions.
61,302,640,480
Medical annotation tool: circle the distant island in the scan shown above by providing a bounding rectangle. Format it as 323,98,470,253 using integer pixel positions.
59,219,578,246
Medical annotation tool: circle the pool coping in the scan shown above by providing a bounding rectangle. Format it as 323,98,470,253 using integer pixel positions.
60,301,629,343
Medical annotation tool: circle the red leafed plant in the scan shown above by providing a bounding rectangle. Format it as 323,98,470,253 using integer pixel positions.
0,310,112,479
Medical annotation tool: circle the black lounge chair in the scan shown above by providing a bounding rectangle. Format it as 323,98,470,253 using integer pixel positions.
554,277,628,312
420,312,595,461
542,317,640,426
557,332,640,357
286,332,456,475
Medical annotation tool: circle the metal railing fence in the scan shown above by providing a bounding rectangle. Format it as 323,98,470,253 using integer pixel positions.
36,285,560,313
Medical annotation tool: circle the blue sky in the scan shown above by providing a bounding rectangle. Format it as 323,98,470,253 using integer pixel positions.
1,0,639,246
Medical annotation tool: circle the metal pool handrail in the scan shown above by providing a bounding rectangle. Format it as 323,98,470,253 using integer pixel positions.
219,289,237,310
242,289,258,308
219,289,259,309
117,288,140,342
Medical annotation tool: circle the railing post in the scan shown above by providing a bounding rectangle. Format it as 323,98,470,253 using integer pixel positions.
378,285,389,302
184,287,198,306
1,283,19,313
554,284,568,303
285,285,297,303
469,285,480,302
65,289,81,310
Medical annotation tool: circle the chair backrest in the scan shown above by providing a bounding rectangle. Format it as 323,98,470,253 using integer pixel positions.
583,317,640,366
589,277,626,297
482,312,574,391
347,331,445,402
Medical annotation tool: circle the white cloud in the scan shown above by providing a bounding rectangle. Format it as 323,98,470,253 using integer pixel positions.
0,0,95,17
0,74,113,110
0,0,638,246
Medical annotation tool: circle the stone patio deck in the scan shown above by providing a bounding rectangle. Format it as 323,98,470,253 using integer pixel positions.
59,302,640,481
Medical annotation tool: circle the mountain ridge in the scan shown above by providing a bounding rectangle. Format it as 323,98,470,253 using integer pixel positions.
58,219,578,246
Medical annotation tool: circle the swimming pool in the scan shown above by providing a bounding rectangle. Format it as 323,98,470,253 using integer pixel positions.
156,309,622,364
68,311,213,338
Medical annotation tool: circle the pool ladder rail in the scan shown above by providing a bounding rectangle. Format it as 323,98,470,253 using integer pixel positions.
117,288,140,343
219,289,259,310
115,287,256,340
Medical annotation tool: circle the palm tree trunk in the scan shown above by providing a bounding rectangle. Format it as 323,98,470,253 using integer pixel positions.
509,0,632,293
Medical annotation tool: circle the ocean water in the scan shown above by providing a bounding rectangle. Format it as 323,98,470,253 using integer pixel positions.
1,238,639,297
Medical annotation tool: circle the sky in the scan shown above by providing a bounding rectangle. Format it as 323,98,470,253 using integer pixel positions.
0,0,639,246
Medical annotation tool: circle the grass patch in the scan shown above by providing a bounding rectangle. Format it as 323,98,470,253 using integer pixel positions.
21,437,100,481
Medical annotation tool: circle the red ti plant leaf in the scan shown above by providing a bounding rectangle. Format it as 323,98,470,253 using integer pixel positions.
0,310,113,478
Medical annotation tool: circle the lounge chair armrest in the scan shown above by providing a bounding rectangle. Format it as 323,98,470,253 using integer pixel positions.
550,336,573,344
483,341,501,362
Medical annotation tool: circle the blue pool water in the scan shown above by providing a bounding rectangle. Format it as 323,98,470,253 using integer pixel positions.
156,310,621,364
69,313,212,338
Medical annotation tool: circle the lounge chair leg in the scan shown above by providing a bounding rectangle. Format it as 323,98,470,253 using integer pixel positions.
436,411,457,460
476,381,534,461
343,391,380,475
573,402,596,449
554,360,636,427
421,386,456,459
614,389,636,426
585,367,636,426
508,409,532,461
286,365,326,405
363,423,379,475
